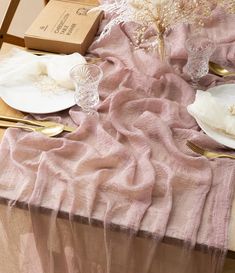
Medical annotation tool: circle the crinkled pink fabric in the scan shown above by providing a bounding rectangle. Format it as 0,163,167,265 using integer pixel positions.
0,8,235,273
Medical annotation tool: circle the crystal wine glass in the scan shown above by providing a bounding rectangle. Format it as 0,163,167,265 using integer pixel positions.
70,64,103,114
184,34,215,88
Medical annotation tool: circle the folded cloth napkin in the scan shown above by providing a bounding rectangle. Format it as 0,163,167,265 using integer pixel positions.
0,48,86,90
187,90,235,136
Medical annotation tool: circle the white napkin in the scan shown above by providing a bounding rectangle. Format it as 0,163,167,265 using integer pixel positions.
187,90,235,136
45,54,86,89
0,48,86,90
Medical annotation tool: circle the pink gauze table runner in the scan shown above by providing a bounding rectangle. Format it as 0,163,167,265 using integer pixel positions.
0,8,235,273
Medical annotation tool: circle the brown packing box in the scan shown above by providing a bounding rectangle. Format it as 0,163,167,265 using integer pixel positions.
24,0,103,54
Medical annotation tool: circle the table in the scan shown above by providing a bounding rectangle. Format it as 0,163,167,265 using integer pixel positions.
0,42,235,273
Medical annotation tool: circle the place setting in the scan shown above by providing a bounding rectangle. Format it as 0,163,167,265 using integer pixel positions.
183,30,235,155
0,48,104,136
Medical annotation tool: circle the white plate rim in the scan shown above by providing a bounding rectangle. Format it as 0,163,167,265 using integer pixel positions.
0,84,76,114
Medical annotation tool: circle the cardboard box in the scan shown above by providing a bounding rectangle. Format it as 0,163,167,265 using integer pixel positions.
24,0,103,54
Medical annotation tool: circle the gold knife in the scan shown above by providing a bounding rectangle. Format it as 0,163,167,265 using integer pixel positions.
0,115,76,133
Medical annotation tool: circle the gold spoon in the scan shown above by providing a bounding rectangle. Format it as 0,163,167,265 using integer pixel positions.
0,123,64,137
209,62,235,77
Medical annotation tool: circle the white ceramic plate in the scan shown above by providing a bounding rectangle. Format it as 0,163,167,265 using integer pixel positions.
196,84,235,149
0,83,75,114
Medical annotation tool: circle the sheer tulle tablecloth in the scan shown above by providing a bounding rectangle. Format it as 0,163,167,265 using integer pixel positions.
0,8,235,273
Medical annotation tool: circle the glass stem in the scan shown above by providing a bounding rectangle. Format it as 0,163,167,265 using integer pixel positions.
191,78,200,90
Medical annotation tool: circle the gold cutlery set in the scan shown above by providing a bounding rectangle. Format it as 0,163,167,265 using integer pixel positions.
0,115,76,137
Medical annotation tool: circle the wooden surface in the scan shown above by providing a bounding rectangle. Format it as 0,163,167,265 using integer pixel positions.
0,0,21,48
0,99,24,139
223,258,235,273
0,0,45,39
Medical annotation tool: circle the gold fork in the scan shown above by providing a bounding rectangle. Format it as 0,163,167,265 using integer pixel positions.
186,141,235,159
